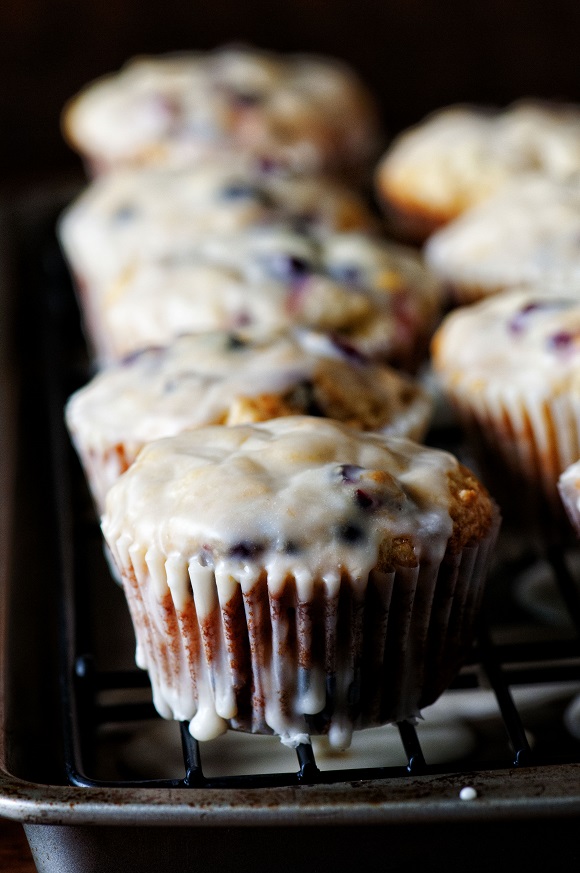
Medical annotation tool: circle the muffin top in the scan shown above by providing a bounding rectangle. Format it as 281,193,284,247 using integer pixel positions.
58,161,377,292
377,105,506,230
432,287,580,390
377,100,580,236
66,328,432,449
97,228,442,365
63,46,381,175
425,176,580,295
102,416,494,591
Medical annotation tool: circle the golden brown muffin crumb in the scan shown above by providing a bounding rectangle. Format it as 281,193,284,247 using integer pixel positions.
446,464,495,554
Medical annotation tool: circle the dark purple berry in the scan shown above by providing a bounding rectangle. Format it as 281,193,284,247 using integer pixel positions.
280,540,301,555
509,299,572,334
548,330,575,350
225,333,248,350
329,333,367,363
228,541,264,560
334,523,365,545
354,489,379,510
264,252,313,283
288,380,324,416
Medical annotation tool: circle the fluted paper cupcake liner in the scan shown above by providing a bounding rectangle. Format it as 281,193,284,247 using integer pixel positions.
71,439,132,512
108,510,499,749
448,383,580,521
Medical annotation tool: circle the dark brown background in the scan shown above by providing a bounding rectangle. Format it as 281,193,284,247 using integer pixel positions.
3,0,580,190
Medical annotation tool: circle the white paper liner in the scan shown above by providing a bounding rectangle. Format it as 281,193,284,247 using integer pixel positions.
446,382,580,516
107,509,499,749
69,438,132,513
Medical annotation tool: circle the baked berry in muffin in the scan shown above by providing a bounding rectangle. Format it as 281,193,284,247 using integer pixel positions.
101,416,498,747
65,329,432,511
63,45,382,177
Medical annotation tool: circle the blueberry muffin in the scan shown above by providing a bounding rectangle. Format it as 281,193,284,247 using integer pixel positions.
432,287,580,515
101,416,498,747
63,45,382,177
376,100,580,242
65,329,432,511
58,161,378,350
93,228,443,368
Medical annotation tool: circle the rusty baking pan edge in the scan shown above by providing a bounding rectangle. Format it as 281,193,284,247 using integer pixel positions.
1,764,580,827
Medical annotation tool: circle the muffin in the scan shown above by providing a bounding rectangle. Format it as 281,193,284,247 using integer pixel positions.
58,160,378,303
424,176,580,304
101,416,499,748
65,329,433,511
92,227,443,368
432,287,580,517
62,45,382,177
376,100,580,242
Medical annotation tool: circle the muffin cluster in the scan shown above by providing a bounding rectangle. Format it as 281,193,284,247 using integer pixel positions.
61,45,499,749
373,95,580,536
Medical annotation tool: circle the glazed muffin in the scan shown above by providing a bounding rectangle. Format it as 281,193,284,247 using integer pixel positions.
424,176,580,305
92,228,443,368
432,288,580,516
65,329,433,511
58,162,378,351
101,416,498,748
376,100,580,242
62,46,382,177
58,160,378,301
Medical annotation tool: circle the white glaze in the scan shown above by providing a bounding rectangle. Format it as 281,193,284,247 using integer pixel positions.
380,100,580,223
64,47,380,174
94,228,441,365
103,418,455,579
433,288,580,389
425,176,580,295
58,161,376,295
65,329,432,509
